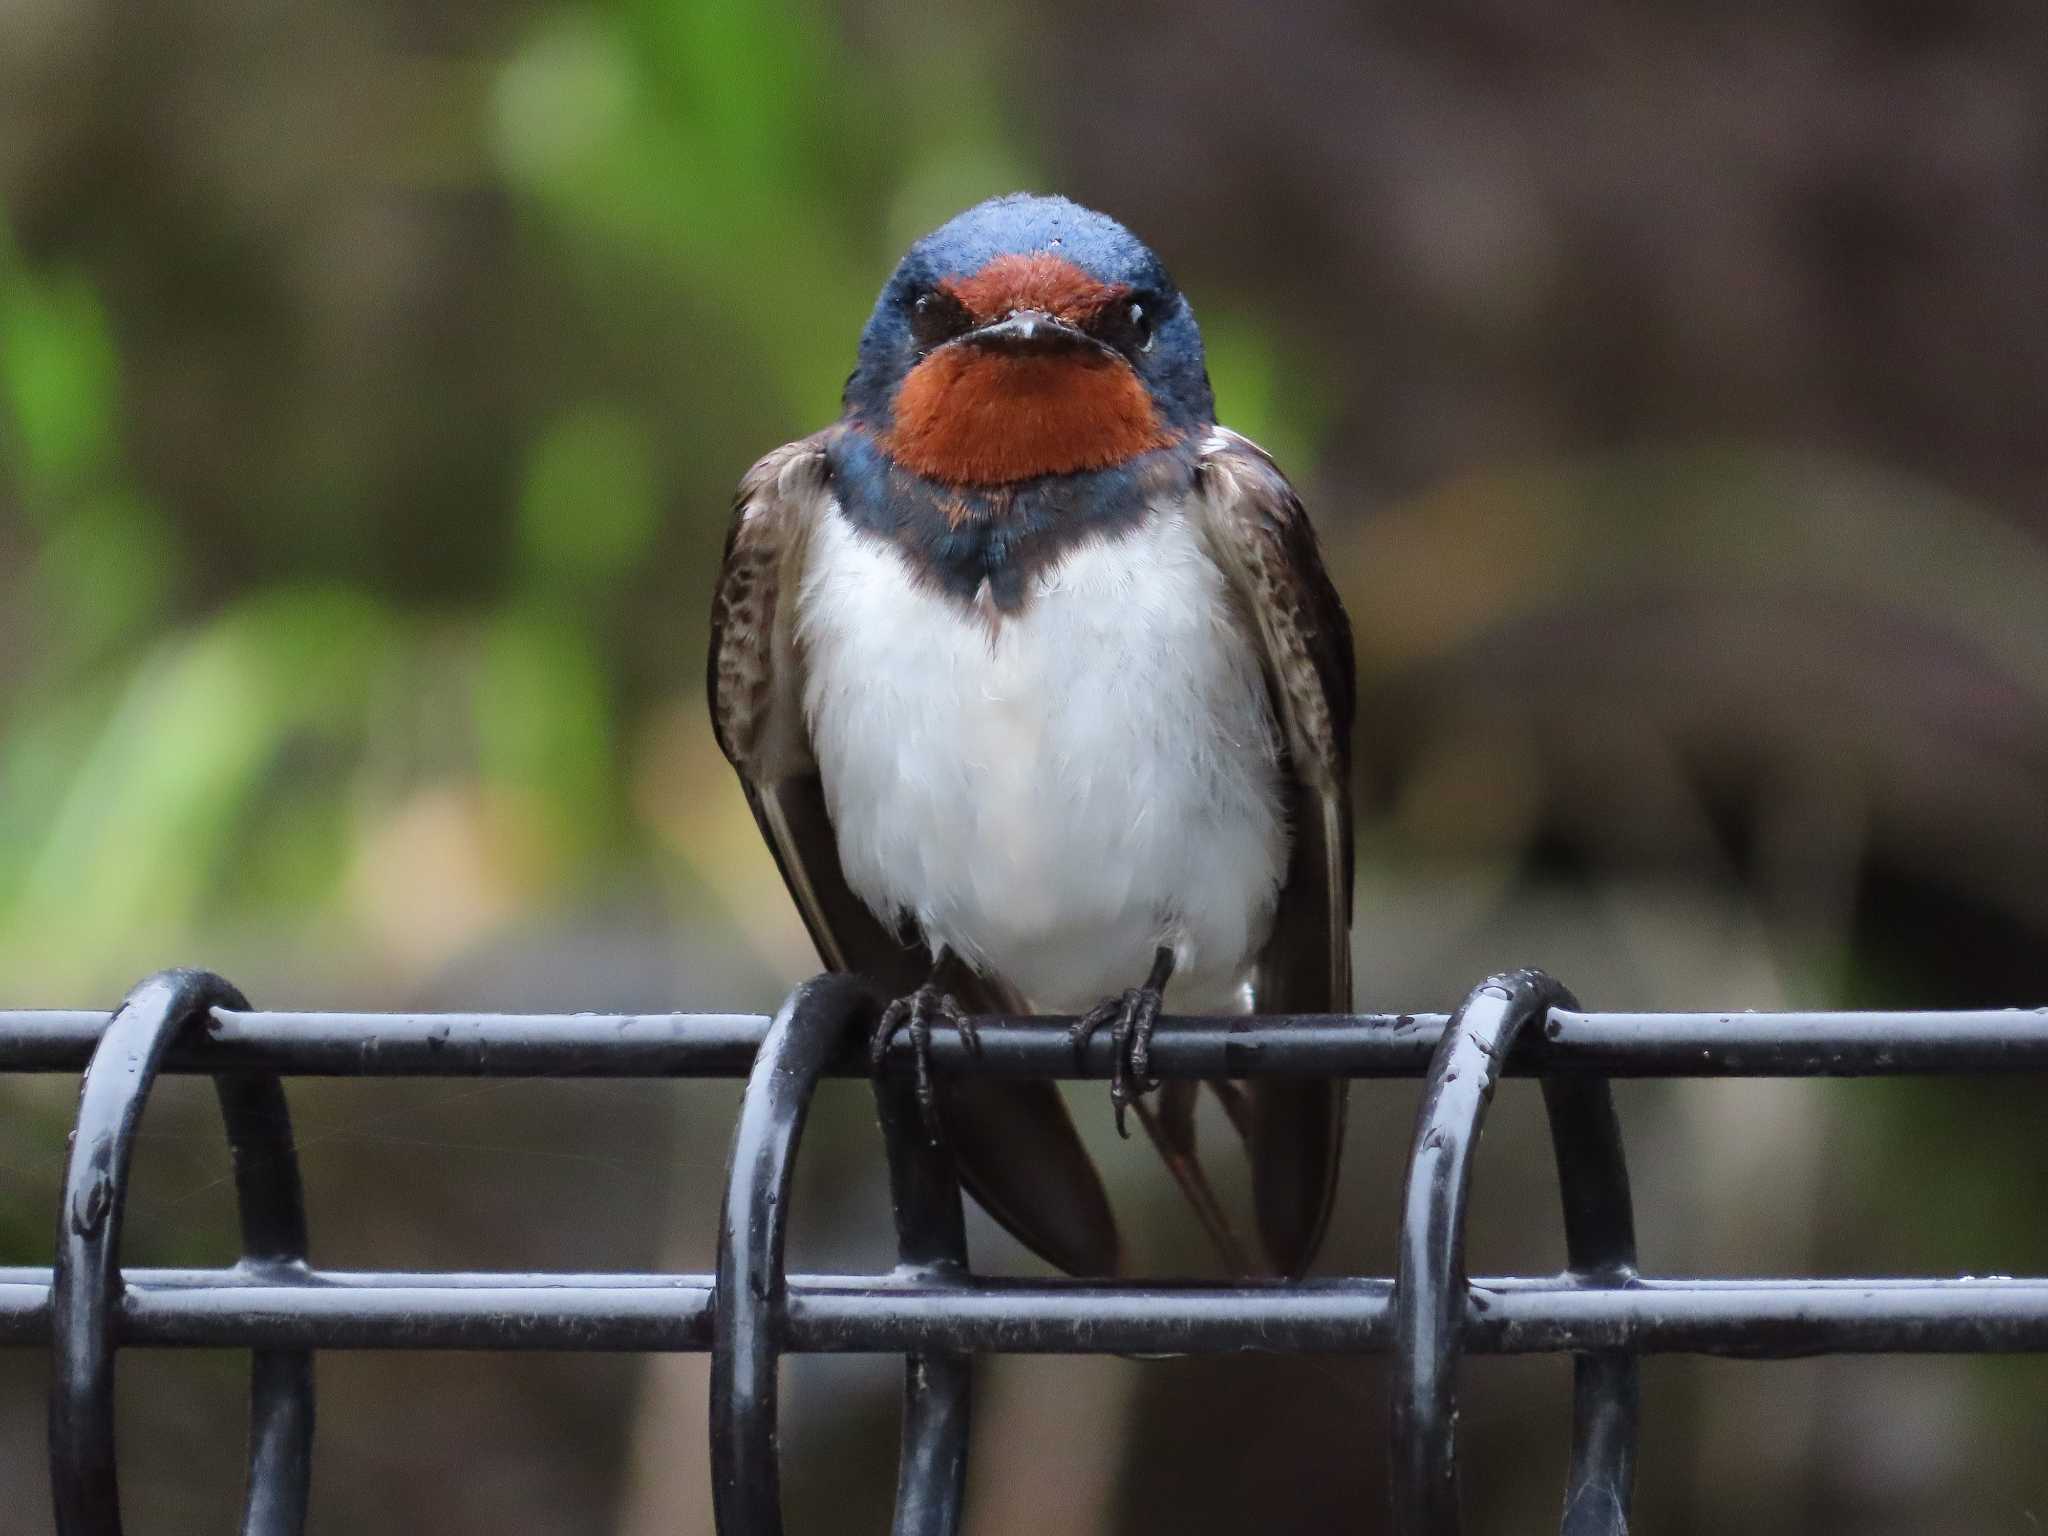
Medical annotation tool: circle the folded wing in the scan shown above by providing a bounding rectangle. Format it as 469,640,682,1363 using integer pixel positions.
1195,429,1357,1277
708,434,1120,1275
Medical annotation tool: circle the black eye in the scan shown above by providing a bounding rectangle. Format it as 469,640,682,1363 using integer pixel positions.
1095,296,1157,357
911,290,971,351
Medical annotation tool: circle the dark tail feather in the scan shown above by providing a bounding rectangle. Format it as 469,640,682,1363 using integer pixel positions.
938,1076,1121,1276
1246,775,1353,1277
930,952,1120,1276
1136,1080,1254,1276
1247,1078,1347,1277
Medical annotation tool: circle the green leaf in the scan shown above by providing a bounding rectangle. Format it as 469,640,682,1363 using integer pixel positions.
516,404,660,586
474,603,618,854
0,268,121,498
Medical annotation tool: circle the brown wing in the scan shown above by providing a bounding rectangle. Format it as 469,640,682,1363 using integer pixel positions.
708,434,1120,1275
1196,429,1356,1277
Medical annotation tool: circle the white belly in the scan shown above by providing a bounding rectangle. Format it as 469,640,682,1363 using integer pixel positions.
797,502,1286,1010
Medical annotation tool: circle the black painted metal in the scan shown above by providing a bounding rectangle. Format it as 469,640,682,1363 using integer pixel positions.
1542,1065,1638,1535
9,967,2048,1535
10,1005,2048,1079
871,998,975,1536
1392,974,1529,1535
10,1267,2048,1354
711,975,877,1536
48,969,313,1536
1392,971,1640,1536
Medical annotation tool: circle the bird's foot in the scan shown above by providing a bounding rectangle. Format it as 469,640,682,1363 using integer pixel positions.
1070,948,1175,1139
871,984,981,1139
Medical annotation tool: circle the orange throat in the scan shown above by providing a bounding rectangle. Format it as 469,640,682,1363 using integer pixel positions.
884,347,1172,486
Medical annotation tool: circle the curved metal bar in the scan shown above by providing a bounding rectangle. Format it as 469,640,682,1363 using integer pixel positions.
1393,969,1639,1536
711,975,878,1536
50,968,314,1536
871,1015,974,1536
215,1067,315,1535
1538,998,1638,1536
1390,973,1528,1536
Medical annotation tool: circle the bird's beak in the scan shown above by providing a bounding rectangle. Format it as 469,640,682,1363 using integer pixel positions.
960,308,1106,357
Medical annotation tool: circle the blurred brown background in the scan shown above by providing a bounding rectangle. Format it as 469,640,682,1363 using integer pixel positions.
4,1,2048,1531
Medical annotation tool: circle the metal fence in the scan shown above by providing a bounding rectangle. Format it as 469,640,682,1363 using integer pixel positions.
3,966,2047,1536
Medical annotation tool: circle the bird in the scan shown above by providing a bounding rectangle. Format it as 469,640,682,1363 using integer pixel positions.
708,193,1354,1278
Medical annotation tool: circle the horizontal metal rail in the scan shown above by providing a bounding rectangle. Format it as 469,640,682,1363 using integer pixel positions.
5,967,2047,1536
4,1006,2046,1077
3,1269,2047,1355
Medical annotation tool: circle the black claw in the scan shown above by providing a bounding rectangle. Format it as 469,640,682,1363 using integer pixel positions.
1073,984,1166,1140
870,997,910,1074
1128,988,1162,1090
871,984,976,1142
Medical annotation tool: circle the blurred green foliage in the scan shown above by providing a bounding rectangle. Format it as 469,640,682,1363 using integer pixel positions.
0,0,1318,1000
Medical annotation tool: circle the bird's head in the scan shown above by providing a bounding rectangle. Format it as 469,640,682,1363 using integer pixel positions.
844,194,1214,486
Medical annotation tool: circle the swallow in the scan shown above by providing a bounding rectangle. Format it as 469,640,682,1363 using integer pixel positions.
709,194,1354,1278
